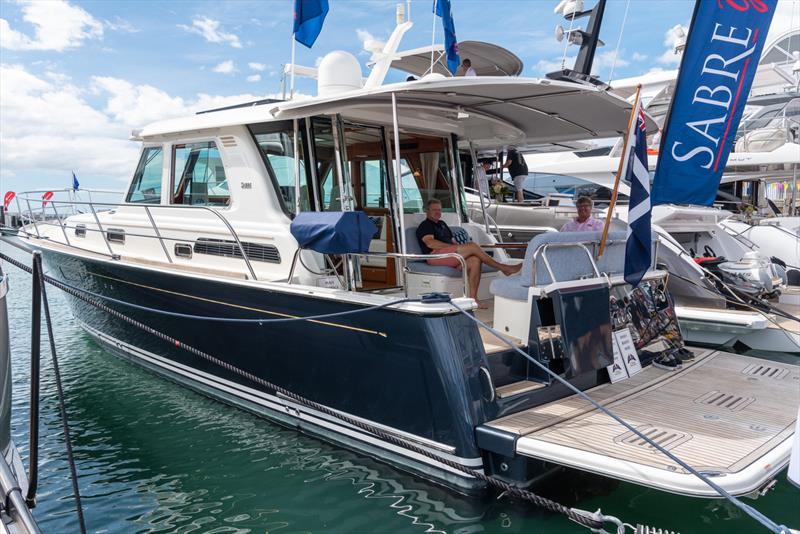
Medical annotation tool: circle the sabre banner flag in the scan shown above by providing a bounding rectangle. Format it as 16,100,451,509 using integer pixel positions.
652,0,777,206
434,0,460,74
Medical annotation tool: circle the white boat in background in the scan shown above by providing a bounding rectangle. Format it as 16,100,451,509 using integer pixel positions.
5,4,797,502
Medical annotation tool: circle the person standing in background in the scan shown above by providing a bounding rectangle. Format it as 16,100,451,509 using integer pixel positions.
503,147,528,202
457,58,477,77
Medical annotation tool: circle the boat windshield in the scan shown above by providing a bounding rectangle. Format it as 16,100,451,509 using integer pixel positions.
521,172,630,205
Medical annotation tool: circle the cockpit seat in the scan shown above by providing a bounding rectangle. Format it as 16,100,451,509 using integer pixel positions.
489,231,628,301
404,227,497,277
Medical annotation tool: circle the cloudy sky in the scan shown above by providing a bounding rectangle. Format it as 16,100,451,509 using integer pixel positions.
1,0,798,193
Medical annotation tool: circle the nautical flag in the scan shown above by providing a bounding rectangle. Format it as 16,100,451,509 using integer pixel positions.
72,171,79,191
434,0,459,74
293,0,329,48
41,191,54,207
3,192,14,209
652,0,778,206
623,100,651,288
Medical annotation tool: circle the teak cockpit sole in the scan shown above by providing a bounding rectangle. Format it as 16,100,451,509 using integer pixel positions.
487,349,800,497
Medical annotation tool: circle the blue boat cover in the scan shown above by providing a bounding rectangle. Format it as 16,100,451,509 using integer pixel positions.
290,211,378,254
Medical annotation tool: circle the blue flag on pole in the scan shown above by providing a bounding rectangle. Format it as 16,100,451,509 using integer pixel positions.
434,0,460,74
293,0,329,49
651,0,778,206
624,101,651,287
72,171,79,191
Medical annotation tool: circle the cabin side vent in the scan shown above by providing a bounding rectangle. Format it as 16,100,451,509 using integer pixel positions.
220,136,237,148
194,238,281,264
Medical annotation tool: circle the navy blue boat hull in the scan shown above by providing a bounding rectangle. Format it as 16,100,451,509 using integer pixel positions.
42,250,495,490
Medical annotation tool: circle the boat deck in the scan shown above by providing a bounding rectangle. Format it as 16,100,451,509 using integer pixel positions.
486,349,800,496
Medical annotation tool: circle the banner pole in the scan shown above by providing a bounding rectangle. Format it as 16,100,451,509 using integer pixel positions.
598,84,641,257
430,0,437,74
290,37,296,99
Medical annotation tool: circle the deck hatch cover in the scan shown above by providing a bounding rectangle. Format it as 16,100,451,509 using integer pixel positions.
194,238,281,263
695,390,755,412
741,363,789,380
613,425,693,453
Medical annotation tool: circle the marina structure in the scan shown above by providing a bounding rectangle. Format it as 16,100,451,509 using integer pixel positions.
6,14,798,505
0,1,798,532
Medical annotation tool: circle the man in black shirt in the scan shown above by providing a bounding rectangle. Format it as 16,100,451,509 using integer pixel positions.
416,199,521,306
503,147,528,203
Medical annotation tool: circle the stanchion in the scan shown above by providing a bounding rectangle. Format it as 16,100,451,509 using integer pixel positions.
25,251,41,507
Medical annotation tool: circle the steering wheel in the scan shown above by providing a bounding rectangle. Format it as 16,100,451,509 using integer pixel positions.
703,245,716,257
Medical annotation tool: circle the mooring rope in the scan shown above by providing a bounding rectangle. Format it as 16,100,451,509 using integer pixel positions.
447,300,789,534
0,251,614,532
7,247,793,532
33,261,87,533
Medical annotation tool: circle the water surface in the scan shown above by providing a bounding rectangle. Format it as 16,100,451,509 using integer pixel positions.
1,244,797,533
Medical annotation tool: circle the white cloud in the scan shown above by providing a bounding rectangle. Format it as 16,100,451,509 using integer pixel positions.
246,74,261,82
212,60,236,74
0,0,103,52
0,64,290,184
658,24,688,65
248,62,266,71
356,28,385,60
178,16,242,48
0,64,135,181
104,16,138,34
632,52,648,62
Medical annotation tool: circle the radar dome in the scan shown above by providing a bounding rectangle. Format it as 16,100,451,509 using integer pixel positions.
317,51,363,96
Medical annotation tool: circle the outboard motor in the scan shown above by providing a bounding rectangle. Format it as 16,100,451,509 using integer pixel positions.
698,248,784,301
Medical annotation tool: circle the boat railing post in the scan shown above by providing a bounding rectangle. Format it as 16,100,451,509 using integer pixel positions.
198,207,258,281
26,252,42,507
391,92,408,289
14,197,29,238
24,200,40,238
287,248,302,284
88,202,116,258
49,201,71,247
143,206,173,264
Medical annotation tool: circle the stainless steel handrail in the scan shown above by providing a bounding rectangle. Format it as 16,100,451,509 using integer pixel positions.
286,249,470,298
531,242,601,286
13,194,258,280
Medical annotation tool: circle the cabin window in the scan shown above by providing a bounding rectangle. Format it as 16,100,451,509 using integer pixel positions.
126,146,163,204
392,135,457,213
310,118,344,211
250,121,311,213
171,141,230,206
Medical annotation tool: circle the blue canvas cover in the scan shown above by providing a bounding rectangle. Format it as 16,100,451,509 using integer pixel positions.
290,211,378,254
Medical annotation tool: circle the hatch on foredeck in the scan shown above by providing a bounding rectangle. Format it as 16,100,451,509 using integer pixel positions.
386,41,524,78
483,349,799,497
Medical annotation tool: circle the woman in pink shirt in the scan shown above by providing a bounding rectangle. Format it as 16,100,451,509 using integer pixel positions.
560,196,604,232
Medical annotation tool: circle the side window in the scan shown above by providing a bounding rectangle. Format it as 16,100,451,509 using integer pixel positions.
171,141,230,206
252,131,309,213
126,146,163,204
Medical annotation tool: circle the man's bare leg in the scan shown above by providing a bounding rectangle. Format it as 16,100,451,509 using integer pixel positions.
466,256,485,306
456,243,521,276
